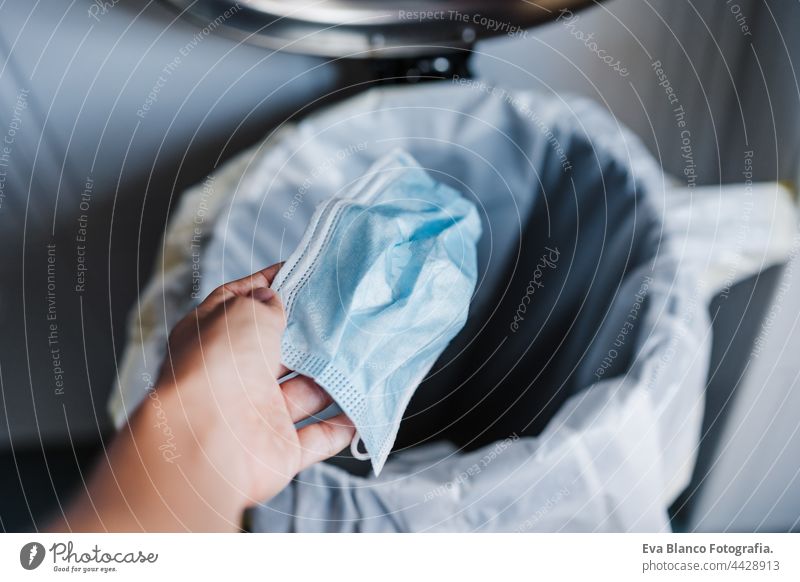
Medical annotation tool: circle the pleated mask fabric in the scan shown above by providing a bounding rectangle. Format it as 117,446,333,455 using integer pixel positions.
272,150,482,474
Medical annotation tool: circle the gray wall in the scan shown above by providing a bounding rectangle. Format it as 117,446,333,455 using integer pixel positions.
473,0,800,184
0,0,351,446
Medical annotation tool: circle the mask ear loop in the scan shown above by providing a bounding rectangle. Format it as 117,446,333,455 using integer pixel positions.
277,370,300,384
350,433,370,461
281,371,368,461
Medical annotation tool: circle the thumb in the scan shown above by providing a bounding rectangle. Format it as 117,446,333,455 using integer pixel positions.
197,262,284,316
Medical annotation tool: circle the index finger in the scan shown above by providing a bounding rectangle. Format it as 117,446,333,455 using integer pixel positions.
199,262,284,314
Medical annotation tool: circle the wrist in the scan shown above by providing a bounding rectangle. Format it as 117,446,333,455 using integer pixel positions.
134,380,251,529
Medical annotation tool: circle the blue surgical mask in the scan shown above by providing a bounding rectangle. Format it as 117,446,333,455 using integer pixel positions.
273,150,481,475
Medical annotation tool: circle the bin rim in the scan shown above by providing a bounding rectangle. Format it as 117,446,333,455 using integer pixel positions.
158,0,600,58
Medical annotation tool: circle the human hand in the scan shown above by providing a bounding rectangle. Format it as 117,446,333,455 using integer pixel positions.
50,264,354,532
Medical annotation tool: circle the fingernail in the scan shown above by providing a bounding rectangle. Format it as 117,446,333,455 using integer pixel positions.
252,287,275,303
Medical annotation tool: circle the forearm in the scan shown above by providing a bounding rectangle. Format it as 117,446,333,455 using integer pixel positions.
48,385,247,533
48,267,350,532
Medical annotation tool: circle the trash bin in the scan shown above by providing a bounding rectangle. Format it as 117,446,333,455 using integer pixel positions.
110,81,795,531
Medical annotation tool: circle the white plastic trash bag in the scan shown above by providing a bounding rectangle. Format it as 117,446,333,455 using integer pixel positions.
109,82,796,532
